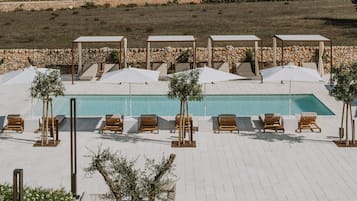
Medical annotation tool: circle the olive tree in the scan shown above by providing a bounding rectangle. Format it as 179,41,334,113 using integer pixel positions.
30,70,65,145
330,62,357,146
168,70,202,146
86,147,176,201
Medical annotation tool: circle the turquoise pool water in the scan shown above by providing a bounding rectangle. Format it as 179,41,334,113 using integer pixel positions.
32,94,334,116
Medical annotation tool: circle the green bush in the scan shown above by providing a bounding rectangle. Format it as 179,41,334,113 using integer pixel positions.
108,51,120,63
0,183,74,201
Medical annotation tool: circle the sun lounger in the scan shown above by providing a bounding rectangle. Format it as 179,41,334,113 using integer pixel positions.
139,114,159,133
1,114,24,133
296,112,321,133
216,114,239,133
79,63,98,81
259,113,284,133
152,62,168,80
235,62,255,77
100,114,123,134
173,114,192,133
213,62,230,73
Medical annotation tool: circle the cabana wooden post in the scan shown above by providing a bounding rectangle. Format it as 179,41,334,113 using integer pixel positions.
273,34,332,75
146,35,196,69
208,35,262,76
71,36,127,84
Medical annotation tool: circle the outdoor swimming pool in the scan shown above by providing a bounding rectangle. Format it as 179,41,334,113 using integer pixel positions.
32,94,334,116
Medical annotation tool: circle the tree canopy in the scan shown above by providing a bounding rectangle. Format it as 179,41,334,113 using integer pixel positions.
329,62,357,104
168,70,203,102
30,70,65,100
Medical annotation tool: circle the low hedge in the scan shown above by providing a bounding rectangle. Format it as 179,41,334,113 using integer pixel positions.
0,183,74,201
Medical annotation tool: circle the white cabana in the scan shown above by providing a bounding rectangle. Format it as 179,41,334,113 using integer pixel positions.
273,34,332,75
146,35,196,69
72,36,127,84
208,35,262,76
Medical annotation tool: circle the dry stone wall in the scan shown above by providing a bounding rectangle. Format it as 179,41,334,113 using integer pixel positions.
0,0,201,12
0,46,356,74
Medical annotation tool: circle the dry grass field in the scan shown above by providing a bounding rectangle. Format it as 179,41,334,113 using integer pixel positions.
0,0,356,48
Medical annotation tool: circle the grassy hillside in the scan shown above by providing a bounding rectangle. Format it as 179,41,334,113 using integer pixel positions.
0,0,356,48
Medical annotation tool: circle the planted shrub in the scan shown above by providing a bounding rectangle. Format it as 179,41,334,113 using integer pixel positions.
176,50,192,63
82,2,97,9
108,51,120,64
0,183,74,201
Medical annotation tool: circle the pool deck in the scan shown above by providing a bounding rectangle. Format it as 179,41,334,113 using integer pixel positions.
2,76,357,201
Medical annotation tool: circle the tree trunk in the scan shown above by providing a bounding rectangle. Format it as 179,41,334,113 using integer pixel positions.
50,98,55,142
350,103,355,144
185,101,192,144
181,101,186,144
178,100,183,145
346,103,349,146
340,102,345,143
148,154,176,201
41,99,45,145
94,162,122,201
45,98,49,144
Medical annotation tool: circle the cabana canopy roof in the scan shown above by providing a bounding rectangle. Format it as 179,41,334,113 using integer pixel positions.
208,35,262,76
210,35,261,42
274,35,330,42
73,36,125,43
147,35,195,42
71,35,127,84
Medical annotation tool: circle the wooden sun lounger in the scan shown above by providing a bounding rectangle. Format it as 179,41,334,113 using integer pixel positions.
296,112,321,133
173,114,192,133
259,113,285,133
1,114,24,133
216,114,239,133
139,114,159,133
100,114,123,134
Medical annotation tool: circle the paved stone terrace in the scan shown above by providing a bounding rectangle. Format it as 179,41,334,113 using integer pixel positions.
1,76,357,201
